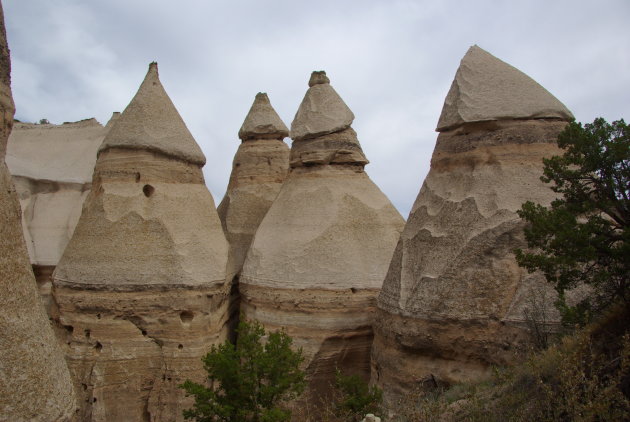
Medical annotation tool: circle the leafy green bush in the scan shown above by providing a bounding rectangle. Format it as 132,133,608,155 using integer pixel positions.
180,318,305,422
333,369,382,421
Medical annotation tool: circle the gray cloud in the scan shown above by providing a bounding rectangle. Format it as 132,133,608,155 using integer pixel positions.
4,0,629,217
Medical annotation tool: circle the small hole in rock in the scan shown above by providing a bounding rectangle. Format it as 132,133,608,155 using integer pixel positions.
178,344,183,350
92,397,97,403
82,383,88,391
84,329,91,338
350,287,357,293
64,325,74,333
180,311,194,324
143,184,155,197
135,172,141,182
96,313,101,319
95,342,102,351
141,329,147,336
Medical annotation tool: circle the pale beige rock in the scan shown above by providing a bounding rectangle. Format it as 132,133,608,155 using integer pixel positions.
290,71,355,141
237,92,289,141
0,2,77,420
7,119,109,266
436,45,573,131
241,71,404,401
53,63,229,422
218,93,289,280
99,62,206,165
372,48,574,410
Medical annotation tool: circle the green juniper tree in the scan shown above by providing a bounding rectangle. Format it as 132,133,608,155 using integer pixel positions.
180,318,305,422
516,118,629,325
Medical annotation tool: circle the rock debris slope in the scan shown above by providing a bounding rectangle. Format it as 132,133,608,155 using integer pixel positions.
6,117,116,312
52,62,229,422
241,71,404,399
372,45,574,406
0,1,77,420
217,92,289,282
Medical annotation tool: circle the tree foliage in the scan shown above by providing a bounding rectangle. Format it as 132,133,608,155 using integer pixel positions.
180,318,305,422
516,118,629,324
333,369,383,421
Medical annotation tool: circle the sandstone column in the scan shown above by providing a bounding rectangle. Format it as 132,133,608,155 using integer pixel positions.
372,45,574,406
240,71,404,400
0,2,77,420
52,63,229,422
217,92,289,282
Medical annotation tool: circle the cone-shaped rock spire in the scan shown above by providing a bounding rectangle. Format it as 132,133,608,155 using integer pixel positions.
99,62,206,165
218,93,289,283
437,45,573,131
241,71,404,404
290,70,355,141
372,47,573,412
53,63,229,421
238,92,289,141
0,1,77,419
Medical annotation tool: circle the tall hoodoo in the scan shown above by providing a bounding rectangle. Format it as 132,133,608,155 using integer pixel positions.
6,117,114,313
372,45,574,408
53,63,229,421
218,92,290,281
0,1,77,420
240,71,404,400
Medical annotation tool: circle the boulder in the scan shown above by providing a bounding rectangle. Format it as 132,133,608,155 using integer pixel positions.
52,62,229,421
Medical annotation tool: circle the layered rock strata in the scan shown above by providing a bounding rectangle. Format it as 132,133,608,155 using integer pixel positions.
217,92,289,280
241,71,404,399
53,63,229,422
6,117,116,312
0,2,77,420
372,46,574,406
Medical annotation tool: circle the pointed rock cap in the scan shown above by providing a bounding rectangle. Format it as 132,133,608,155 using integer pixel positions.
99,62,206,165
436,45,574,132
290,71,355,141
104,111,121,129
238,93,289,141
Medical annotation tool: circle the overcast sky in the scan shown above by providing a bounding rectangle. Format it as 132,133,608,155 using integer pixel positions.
4,0,629,218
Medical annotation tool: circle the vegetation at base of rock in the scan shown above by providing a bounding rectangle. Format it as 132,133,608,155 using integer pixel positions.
396,305,630,421
516,117,629,325
332,369,383,421
180,318,305,422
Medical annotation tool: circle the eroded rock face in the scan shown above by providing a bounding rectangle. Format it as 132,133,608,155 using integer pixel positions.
6,117,113,311
53,63,229,422
218,92,289,281
436,45,573,131
372,46,572,408
241,72,404,401
0,2,77,420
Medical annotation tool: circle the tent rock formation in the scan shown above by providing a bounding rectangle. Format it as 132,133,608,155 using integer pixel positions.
241,71,404,401
218,92,290,281
372,45,574,408
52,62,229,422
